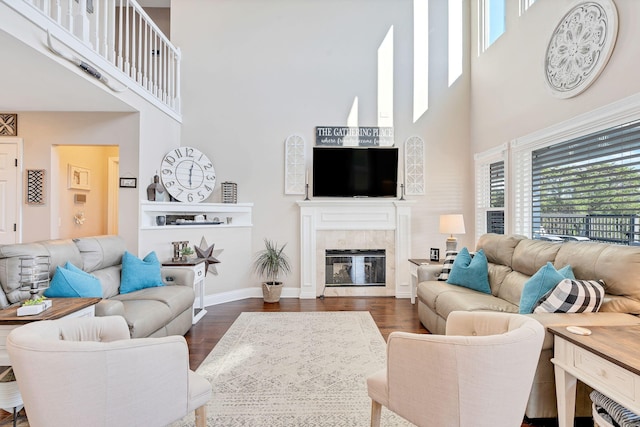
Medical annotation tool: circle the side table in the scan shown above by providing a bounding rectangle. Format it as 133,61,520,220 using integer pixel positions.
0,297,100,427
162,259,207,324
409,259,430,304
0,297,100,366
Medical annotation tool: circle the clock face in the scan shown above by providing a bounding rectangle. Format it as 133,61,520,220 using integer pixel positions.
160,147,216,202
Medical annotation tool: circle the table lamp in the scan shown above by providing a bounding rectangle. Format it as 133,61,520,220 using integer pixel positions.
439,214,465,252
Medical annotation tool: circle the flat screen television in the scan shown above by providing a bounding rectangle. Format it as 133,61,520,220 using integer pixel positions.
313,147,399,197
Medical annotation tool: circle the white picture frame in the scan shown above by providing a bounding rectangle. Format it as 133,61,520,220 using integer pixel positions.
68,164,90,190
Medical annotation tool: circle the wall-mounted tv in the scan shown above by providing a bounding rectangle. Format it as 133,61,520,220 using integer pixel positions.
313,147,399,198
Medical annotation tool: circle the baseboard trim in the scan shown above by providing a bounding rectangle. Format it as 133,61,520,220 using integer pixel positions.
202,286,303,307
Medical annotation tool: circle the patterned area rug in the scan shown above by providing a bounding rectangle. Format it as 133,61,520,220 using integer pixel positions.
170,311,412,426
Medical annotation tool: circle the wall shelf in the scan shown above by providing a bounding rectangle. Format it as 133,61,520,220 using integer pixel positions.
140,201,253,230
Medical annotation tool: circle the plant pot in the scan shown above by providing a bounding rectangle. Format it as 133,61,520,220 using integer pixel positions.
262,282,283,303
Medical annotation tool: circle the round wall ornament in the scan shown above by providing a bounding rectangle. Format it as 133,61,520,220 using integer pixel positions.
160,147,216,203
544,0,618,99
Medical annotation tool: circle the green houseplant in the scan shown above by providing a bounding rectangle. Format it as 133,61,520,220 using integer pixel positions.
253,239,291,303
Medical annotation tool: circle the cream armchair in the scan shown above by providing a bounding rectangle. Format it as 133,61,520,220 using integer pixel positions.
6,316,211,427
367,311,545,427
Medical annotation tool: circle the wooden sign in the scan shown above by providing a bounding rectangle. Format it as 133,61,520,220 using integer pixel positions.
315,126,394,147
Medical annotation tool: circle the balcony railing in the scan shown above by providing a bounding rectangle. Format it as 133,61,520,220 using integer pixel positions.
537,214,640,245
10,0,180,115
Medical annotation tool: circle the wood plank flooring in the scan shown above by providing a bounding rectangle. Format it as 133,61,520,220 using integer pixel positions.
183,296,427,369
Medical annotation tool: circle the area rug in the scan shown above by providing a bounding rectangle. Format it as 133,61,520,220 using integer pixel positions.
170,311,412,426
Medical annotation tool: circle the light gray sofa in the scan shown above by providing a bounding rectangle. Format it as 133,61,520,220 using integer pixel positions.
417,233,640,419
0,235,195,338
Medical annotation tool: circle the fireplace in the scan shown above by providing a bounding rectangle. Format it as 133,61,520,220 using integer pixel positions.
325,249,385,286
297,199,414,299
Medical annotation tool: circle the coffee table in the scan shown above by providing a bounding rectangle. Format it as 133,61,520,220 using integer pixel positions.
0,297,101,365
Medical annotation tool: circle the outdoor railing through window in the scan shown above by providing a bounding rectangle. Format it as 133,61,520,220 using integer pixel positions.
539,214,640,245
532,119,640,246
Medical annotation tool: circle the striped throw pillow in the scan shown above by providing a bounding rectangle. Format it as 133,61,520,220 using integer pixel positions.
437,251,459,281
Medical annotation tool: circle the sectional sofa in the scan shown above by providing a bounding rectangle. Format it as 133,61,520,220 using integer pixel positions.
417,233,640,419
0,235,195,338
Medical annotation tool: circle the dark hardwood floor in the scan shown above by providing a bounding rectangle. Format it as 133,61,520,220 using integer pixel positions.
183,296,427,369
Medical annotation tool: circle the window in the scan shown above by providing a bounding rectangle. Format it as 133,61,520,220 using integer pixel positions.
519,0,537,16
480,0,505,52
448,0,463,86
532,120,640,245
475,146,507,241
488,161,505,234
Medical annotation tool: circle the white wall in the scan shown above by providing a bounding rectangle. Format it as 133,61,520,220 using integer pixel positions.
172,0,473,294
470,0,640,153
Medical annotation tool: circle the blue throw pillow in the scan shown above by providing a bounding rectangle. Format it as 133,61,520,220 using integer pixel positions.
120,251,164,294
446,247,491,294
519,262,574,314
44,263,103,298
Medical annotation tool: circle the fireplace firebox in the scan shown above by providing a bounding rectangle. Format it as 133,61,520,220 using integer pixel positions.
325,249,385,286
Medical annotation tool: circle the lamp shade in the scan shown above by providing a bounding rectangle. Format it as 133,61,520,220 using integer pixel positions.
439,214,465,235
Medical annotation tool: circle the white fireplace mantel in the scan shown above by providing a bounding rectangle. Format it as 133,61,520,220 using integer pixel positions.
297,199,414,299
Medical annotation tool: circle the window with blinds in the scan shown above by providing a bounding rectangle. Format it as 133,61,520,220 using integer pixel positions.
532,119,640,245
487,160,505,234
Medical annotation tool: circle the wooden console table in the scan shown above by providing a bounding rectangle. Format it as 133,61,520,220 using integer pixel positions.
549,325,640,427
0,297,101,365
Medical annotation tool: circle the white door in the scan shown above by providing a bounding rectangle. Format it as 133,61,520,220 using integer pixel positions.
0,140,20,244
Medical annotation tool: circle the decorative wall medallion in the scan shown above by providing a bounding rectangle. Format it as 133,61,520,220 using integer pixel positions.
544,0,618,99
0,114,17,136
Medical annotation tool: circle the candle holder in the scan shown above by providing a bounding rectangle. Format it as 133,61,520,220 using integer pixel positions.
399,183,405,200
18,256,50,300
171,241,190,262
304,183,310,201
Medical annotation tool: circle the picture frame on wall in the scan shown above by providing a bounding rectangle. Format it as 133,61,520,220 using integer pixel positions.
119,177,137,188
68,164,90,190
429,248,440,262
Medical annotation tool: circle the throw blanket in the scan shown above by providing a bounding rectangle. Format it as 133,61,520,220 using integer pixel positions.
591,390,640,427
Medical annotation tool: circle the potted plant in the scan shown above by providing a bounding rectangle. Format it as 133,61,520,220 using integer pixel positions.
253,239,291,303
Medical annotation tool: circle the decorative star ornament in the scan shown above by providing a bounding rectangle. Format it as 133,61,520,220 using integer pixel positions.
195,236,223,275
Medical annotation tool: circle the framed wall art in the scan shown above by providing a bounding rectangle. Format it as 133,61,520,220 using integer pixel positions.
26,169,45,205
0,114,17,136
119,177,137,188
68,164,90,190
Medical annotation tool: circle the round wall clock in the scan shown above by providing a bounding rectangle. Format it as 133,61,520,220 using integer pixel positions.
160,147,216,202
544,0,618,99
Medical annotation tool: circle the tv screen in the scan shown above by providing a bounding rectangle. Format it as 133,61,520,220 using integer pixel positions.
313,147,399,197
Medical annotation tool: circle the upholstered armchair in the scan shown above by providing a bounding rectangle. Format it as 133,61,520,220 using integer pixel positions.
6,316,211,427
367,311,545,427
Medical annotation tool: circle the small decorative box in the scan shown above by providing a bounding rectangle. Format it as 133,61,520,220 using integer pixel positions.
17,299,52,316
